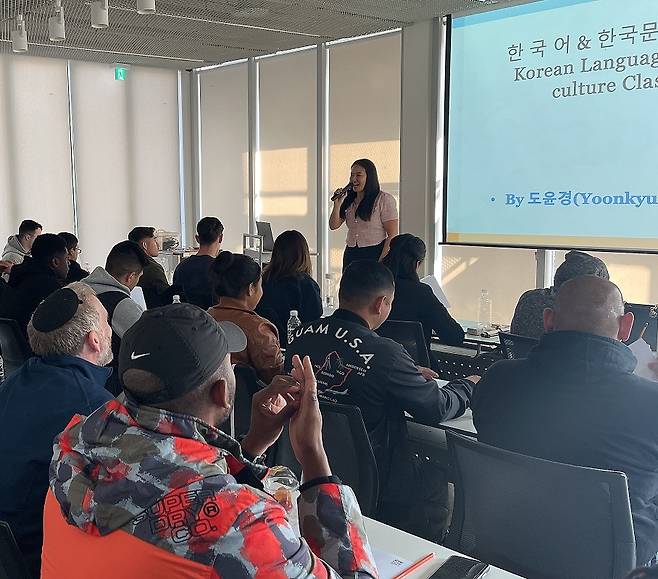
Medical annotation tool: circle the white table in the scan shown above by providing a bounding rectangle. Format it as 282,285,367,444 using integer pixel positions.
364,517,523,579
436,379,477,435
440,408,476,435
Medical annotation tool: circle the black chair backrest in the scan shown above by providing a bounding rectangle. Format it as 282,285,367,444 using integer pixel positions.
0,521,30,579
0,318,32,380
432,351,495,381
498,331,539,360
231,365,262,439
624,303,658,351
376,320,430,367
446,432,636,579
270,401,379,516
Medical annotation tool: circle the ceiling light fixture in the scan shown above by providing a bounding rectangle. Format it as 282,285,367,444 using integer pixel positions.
49,0,66,42
137,0,156,14
11,14,28,53
91,0,109,29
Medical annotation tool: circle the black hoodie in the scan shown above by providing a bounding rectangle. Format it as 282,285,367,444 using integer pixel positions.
0,258,64,334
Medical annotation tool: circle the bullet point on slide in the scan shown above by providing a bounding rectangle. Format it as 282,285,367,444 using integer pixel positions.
490,197,496,202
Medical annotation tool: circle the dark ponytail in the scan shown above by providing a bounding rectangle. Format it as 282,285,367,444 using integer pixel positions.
211,251,261,299
382,234,426,282
339,158,381,221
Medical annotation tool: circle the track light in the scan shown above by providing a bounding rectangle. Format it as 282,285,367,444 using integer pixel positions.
49,0,66,42
11,14,28,53
137,0,156,14
91,0,109,29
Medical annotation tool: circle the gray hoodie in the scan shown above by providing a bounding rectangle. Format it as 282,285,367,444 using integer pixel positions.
2,235,29,265
84,266,144,338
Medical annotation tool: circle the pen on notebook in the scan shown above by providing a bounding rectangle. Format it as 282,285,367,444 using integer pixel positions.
392,552,435,579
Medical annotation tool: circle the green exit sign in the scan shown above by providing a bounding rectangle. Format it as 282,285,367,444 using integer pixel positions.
115,66,128,81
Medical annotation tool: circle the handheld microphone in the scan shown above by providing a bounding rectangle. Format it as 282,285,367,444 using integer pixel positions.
331,183,353,202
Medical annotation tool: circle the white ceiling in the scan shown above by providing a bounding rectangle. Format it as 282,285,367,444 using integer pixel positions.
0,0,535,69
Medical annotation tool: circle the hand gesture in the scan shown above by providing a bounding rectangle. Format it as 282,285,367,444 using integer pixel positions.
241,375,300,458
289,355,331,480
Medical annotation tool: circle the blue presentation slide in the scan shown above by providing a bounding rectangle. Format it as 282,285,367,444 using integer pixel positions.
446,0,658,251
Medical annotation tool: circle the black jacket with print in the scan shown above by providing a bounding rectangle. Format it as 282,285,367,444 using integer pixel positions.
285,309,474,502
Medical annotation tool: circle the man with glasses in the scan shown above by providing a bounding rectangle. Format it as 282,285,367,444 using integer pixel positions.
58,232,89,283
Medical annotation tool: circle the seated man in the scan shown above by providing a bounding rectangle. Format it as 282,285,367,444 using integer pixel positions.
41,304,377,579
2,219,42,267
128,226,178,308
173,216,223,309
58,232,89,283
473,275,658,566
0,233,69,333
510,250,609,339
285,260,477,542
85,240,149,395
0,284,114,578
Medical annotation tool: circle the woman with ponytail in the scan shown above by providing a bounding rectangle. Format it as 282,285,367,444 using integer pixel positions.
382,234,464,347
208,251,284,383
329,158,399,271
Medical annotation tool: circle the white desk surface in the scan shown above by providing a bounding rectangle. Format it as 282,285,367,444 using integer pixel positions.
364,517,523,579
435,379,477,435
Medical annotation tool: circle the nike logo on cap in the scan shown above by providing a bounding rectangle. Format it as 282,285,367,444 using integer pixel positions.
131,352,151,360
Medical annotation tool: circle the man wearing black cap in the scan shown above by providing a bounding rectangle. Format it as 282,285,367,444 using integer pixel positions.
41,304,377,579
0,283,114,578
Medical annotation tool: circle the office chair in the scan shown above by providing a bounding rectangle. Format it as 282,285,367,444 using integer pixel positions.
498,332,539,360
432,351,495,381
446,432,636,579
0,318,32,381
0,521,30,579
376,320,430,367
270,401,379,516
219,365,263,439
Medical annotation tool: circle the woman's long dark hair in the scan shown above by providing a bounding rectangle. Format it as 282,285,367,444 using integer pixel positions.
263,230,312,283
382,234,426,282
210,251,261,299
339,158,381,221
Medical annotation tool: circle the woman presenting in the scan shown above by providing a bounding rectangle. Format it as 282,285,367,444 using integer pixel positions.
329,158,399,271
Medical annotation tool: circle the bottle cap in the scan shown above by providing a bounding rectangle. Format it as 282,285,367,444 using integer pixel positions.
290,310,298,316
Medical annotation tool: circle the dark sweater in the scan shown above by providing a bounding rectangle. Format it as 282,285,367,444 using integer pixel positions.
256,274,322,340
473,331,658,565
388,276,464,347
173,254,215,310
0,355,112,577
0,259,64,334
66,260,90,283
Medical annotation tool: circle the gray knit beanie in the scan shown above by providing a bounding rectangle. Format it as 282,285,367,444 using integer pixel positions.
554,251,609,289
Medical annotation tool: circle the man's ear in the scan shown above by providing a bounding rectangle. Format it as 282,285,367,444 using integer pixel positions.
85,329,103,356
372,295,386,315
209,378,230,410
618,311,634,342
543,308,555,333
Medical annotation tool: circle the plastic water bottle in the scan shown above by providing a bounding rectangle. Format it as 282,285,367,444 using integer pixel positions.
287,310,301,345
172,294,181,304
477,289,492,332
0,354,5,383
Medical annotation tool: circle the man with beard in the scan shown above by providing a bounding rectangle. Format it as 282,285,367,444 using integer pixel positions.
0,283,114,578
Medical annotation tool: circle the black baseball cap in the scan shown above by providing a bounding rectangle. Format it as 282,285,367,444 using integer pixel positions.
119,303,247,404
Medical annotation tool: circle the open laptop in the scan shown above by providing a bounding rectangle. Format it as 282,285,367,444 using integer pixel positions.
256,221,275,252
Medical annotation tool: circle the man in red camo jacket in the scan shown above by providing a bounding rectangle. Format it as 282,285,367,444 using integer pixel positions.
41,303,378,578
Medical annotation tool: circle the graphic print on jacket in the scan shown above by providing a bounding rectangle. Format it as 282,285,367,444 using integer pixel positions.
41,396,379,579
294,321,376,402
